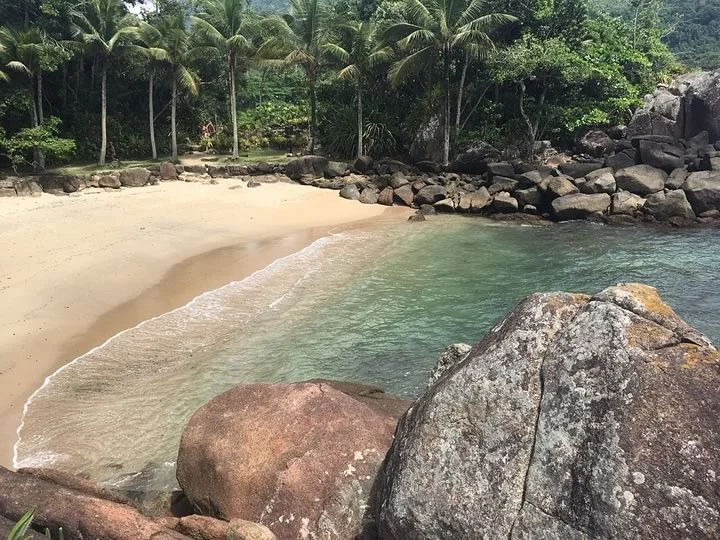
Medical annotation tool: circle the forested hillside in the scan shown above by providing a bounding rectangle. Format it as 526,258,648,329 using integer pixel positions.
592,0,720,69
0,0,677,170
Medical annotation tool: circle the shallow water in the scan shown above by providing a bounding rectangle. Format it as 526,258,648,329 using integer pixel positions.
15,217,720,491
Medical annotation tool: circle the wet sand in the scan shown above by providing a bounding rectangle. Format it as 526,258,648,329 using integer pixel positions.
0,179,411,467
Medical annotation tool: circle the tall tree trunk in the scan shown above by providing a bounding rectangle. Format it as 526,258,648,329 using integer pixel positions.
442,51,451,166
149,70,157,160
30,77,40,171
455,53,469,139
37,71,45,169
171,74,178,161
308,77,317,155
99,62,107,165
62,63,67,108
356,84,363,158
229,60,239,159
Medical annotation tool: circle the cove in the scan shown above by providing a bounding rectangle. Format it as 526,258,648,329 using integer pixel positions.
14,217,720,493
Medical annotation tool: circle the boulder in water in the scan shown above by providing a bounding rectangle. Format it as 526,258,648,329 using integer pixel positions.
177,381,408,540
643,190,696,221
682,171,720,214
375,284,719,539
551,193,611,220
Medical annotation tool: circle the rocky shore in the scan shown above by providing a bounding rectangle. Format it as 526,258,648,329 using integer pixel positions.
1,283,718,539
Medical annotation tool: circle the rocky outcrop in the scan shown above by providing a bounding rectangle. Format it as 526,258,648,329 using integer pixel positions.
177,381,409,540
629,70,720,141
375,284,720,539
643,190,695,221
577,130,615,158
285,155,329,180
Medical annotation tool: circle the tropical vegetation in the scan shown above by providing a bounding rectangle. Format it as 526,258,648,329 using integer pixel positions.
0,0,687,170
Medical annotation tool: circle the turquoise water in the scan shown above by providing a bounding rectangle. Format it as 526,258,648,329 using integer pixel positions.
15,217,720,490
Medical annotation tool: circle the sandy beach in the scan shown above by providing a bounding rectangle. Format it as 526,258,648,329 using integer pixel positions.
0,179,410,468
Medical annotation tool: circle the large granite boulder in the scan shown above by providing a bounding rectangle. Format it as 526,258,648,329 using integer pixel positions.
457,187,491,213
487,161,516,179
339,184,360,201
551,193,611,220
629,70,720,141
580,169,616,194
285,156,329,180
682,171,720,214
547,176,579,198
557,161,603,179
160,161,178,180
393,185,415,207
643,190,696,221
375,284,719,539
177,381,409,540
615,165,667,196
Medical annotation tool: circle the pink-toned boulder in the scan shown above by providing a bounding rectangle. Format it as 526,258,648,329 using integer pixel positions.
0,466,187,540
176,381,408,540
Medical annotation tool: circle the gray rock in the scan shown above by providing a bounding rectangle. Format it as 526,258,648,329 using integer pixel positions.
606,148,637,170
643,189,696,221
577,129,615,157
666,168,689,190
419,204,436,216
247,180,261,188
523,204,538,215
615,165,666,196
629,70,720,141
488,176,519,195
682,171,720,214
389,172,409,189
285,155,329,180
558,162,603,178
547,176,579,198
207,165,228,178
493,192,519,213
360,187,379,204
611,192,645,215
98,175,121,189
227,164,249,176
487,161,515,179
450,144,501,174
160,161,177,180
552,193,611,220
427,344,472,388
184,164,206,175
434,198,456,212
518,170,544,186
408,213,426,222
339,184,360,201
457,187,491,213
638,139,685,172
353,155,374,174
580,172,616,194
325,161,348,178
376,283,720,540
119,168,150,187
414,185,447,206
515,187,542,207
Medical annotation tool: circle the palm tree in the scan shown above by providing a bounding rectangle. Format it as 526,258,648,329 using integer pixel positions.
134,16,200,161
324,22,392,158
72,0,136,165
385,0,514,165
0,27,49,168
192,0,258,159
258,0,330,154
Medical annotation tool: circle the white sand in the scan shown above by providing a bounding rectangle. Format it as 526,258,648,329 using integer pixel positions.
0,179,410,467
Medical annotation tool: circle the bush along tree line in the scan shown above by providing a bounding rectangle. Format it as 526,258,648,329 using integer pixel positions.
0,0,679,170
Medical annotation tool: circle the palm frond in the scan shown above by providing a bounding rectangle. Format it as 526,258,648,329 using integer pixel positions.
176,65,199,95
388,45,435,86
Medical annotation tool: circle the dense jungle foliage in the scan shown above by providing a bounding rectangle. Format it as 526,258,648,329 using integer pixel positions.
0,0,691,169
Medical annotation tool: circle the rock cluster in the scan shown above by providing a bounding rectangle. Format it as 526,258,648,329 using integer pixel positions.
2,285,718,539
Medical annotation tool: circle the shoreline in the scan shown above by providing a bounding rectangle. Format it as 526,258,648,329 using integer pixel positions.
0,181,412,468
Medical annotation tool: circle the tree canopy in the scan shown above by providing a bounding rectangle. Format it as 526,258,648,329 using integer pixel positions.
0,0,688,169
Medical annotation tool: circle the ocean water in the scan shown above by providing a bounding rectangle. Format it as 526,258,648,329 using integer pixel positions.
14,217,720,492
